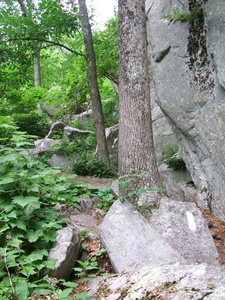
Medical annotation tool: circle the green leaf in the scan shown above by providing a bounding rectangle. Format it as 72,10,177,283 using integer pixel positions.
0,154,18,163
57,288,73,299
10,219,26,231
0,224,9,234
74,291,93,300
61,281,79,288
24,201,41,216
0,175,16,185
27,183,40,193
12,195,39,208
7,237,23,248
7,210,18,218
15,280,29,300
121,181,128,191
20,265,37,277
26,229,43,243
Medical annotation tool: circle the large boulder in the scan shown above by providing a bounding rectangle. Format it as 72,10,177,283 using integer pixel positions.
146,0,225,220
88,263,225,299
150,198,221,264
33,138,60,155
98,199,185,273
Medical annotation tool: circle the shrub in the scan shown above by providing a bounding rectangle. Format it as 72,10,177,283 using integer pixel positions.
162,145,186,171
0,126,91,298
0,117,16,145
167,157,186,171
72,157,116,178
13,113,51,138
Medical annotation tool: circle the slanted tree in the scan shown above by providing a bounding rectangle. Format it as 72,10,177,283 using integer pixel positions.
118,0,165,206
77,0,110,164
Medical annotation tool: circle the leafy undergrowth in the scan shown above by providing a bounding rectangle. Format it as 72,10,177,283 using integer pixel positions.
0,125,115,300
30,238,115,300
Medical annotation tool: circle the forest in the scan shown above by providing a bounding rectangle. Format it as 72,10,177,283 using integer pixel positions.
0,0,121,298
2,0,224,298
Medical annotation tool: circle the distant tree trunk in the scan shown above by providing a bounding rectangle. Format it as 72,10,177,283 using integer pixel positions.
17,0,42,87
118,0,164,206
34,42,42,87
78,0,110,164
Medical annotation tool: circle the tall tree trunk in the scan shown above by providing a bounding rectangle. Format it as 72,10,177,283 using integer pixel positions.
34,42,42,87
118,0,164,206
17,0,42,87
77,0,109,164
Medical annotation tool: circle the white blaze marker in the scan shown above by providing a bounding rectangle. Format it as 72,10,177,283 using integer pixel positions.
186,211,197,231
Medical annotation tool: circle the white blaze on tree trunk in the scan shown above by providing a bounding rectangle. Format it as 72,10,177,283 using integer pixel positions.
118,0,164,205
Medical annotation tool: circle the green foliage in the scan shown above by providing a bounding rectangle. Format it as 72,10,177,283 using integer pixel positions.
102,98,118,127
0,124,97,299
13,113,51,138
0,117,17,145
118,172,165,206
72,158,116,178
49,134,97,158
74,258,99,278
161,5,202,22
161,145,186,171
167,158,186,171
162,145,179,161
94,14,119,86
94,189,116,212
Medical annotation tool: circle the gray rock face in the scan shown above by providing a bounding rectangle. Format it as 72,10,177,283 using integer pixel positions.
150,198,221,264
48,227,81,280
88,263,225,299
34,138,60,154
146,0,225,220
98,200,185,273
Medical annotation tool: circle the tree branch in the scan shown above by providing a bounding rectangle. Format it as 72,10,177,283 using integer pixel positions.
7,37,87,58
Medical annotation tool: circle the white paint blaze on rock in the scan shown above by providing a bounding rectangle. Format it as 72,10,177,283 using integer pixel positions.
150,198,221,264
186,211,197,231
98,199,185,273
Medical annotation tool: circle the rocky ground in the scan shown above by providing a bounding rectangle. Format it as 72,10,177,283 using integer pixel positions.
32,180,225,299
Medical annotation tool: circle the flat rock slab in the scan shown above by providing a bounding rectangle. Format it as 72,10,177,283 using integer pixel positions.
150,198,221,264
98,200,185,273
88,263,225,299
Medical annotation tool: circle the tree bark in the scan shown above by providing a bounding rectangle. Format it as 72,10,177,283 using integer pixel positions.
118,0,164,206
34,41,42,87
77,0,109,164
